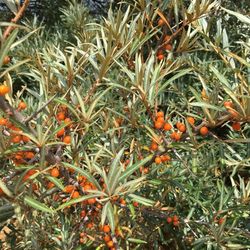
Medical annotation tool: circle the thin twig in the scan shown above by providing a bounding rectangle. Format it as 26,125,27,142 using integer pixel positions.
3,0,30,40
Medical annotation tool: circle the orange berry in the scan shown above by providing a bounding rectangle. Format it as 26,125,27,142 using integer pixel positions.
11,135,22,143
64,118,73,128
170,131,181,141
160,155,171,162
163,122,172,131
150,142,158,151
0,188,4,196
18,101,27,110
64,185,75,193
120,198,126,205
63,135,71,144
24,151,35,159
156,116,165,123
104,235,111,242
156,111,164,118
224,101,233,108
86,222,94,229
57,112,65,121
103,225,111,233
154,156,162,164
106,240,114,248
80,210,86,218
173,220,180,227
0,117,7,126
87,198,96,205
50,168,60,178
228,109,239,118
173,215,179,222
158,19,164,26
47,182,55,189
133,201,139,207
232,122,241,131
187,117,195,125
178,124,186,133
154,121,164,129
166,217,172,224
56,128,65,137
200,126,209,136
22,135,30,142
72,191,80,199
143,167,149,174
218,217,224,225
157,54,164,61
163,35,171,42
3,56,10,65
0,85,10,95
83,184,92,191
164,44,172,51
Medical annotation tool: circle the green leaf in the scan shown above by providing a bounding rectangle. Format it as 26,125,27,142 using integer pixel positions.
56,193,101,211
46,176,64,191
24,196,54,214
108,148,124,193
221,7,250,25
62,162,102,190
128,194,155,206
127,238,147,244
119,155,152,182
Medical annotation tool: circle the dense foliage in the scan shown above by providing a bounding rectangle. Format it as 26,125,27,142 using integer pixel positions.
0,0,249,249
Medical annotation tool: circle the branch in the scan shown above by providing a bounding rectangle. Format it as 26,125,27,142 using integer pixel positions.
3,0,30,40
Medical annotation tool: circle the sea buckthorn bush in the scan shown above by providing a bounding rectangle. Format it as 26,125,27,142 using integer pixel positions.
0,0,249,249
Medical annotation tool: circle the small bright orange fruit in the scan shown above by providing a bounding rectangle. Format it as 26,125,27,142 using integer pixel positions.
157,54,164,61
173,215,179,222
3,56,10,65
103,225,111,233
232,122,241,131
106,240,114,248
24,151,35,159
87,198,96,205
133,201,139,207
200,126,209,136
72,191,80,199
57,112,65,121
11,135,22,143
154,121,164,129
63,135,71,144
173,220,180,227
156,116,165,123
164,44,172,51
154,156,162,164
170,131,181,141
0,117,7,126
166,217,172,224
18,101,27,110
56,128,65,137
161,155,171,162
187,117,195,125
163,35,171,42
104,235,111,242
47,182,55,189
178,124,186,133
50,168,60,178
156,111,164,118
86,222,94,229
0,85,10,95
150,142,158,151
64,185,75,193
158,19,164,26
224,101,233,108
163,122,172,131
80,210,86,218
